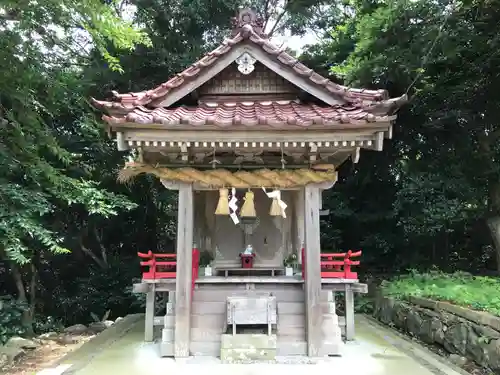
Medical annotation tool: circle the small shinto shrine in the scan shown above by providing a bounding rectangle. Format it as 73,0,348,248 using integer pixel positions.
92,8,406,360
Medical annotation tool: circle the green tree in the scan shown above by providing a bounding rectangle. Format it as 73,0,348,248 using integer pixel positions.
311,0,500,272
0,0,149,331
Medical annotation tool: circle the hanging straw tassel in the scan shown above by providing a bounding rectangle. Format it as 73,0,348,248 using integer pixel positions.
263,188,287,218
240,190,256,218
269,194,282,216
215,188,230,215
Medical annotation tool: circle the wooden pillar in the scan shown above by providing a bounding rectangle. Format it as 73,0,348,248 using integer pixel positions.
344,284,355,340
304,185,322,357
144,283,155,342
174,183,194,358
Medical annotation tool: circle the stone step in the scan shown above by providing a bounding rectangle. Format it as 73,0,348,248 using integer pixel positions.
276,340,307,356
221,333,276,349
220,334,277,363
276,327,305,337
162,312,345,332
192,289,330,302
278,314,304,328
191,314,225,329
277,325,346,339
278,302,337,314
192,301,226,314
191,300,341,315
191,327,224,342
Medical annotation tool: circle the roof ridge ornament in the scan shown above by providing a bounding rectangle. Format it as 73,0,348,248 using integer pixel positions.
231,8,266,38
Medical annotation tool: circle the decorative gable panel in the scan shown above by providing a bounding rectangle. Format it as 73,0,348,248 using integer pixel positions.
198,62,299,98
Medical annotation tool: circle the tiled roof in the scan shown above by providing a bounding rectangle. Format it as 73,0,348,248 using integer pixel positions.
92,23,406,112
92,8,406,134
101,100,396,128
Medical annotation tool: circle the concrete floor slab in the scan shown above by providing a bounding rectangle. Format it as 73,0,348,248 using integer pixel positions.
49,314,467,375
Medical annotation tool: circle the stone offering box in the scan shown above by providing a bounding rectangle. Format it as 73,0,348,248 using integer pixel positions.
226,295,277,335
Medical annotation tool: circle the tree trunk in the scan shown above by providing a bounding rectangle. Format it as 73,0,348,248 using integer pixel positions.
10,263,34,335
487,216,500,274
11,263,27,303
79,232,107,269
28,251,39,330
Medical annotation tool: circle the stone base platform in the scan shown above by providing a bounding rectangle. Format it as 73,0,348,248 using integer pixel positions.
220,334,277,363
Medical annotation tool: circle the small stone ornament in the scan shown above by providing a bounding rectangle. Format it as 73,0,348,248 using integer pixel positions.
243,244,254,255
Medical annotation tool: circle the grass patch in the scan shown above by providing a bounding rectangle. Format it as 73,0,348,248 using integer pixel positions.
381,270,500,316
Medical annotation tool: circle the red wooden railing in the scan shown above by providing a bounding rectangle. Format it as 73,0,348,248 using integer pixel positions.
320,250,361,279
138,251,177,280
301,248,361,280
137,248,200,296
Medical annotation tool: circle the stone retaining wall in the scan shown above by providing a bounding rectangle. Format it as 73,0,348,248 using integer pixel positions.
374,295,500,373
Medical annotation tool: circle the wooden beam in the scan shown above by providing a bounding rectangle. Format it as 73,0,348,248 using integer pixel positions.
180,142,189,161
309,142,318,162
386,125,393,139
303,185,322,357
119,129,387,143
174,183,194,358
375,131,384,151
116,132,128,151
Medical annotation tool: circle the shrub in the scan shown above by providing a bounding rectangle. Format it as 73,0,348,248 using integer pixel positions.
381,269,500,316
47,255,143,325
0,296,27,344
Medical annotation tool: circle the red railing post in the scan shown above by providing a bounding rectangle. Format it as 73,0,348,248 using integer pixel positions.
138,251,177,280
150,252,155,279
191,246,199,299
344,250,352,278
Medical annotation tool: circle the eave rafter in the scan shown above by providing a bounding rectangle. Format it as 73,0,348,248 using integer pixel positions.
118,131,389,166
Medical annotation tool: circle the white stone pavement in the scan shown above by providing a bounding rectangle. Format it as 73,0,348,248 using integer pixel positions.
37,315,467,375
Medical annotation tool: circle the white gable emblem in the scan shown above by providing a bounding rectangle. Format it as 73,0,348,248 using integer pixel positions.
235,53,256,75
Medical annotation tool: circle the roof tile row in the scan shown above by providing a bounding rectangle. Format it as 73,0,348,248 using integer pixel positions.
102,100,396,128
